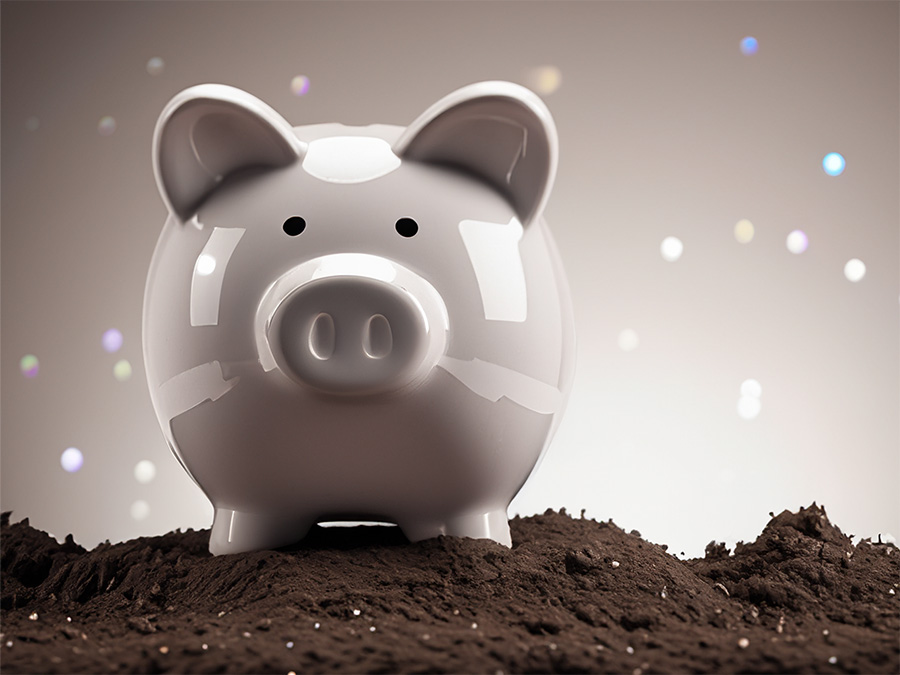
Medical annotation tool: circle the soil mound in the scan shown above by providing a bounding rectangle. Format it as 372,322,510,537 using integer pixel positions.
1,505,897,673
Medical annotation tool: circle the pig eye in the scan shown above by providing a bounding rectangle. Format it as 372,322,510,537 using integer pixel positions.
283,216,306,236
395,217,418,238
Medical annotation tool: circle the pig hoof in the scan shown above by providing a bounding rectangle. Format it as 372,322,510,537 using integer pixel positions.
400,508,512,548
209,508,312,555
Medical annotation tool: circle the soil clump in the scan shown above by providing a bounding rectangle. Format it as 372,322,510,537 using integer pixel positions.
1,504,897,673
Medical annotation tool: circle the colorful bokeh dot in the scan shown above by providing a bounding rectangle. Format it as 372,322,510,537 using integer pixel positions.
291,75,310,96
61,447,84,473
740,36,759,55
146,57,165,76
102,328,123,353
20,354,39,378
113,359,133,382
786,230,809,254
822,152,846,176
734,219,755,244
525,66,562,95
98,116,117,136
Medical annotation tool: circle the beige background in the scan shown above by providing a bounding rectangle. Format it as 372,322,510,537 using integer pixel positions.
2,1,897,556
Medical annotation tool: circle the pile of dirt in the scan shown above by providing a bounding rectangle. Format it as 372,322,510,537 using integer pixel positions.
1,504,897,673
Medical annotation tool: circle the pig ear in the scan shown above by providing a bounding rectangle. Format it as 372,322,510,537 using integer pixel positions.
153,84,306,221
393,81,557,227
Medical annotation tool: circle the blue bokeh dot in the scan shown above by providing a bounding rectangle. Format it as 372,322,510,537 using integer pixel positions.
740,36,759,55
822,152,846,176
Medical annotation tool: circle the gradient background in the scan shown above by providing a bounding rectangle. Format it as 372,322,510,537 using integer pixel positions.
2,1,897,557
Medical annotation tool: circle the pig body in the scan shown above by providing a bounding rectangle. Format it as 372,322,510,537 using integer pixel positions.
144,82,575,554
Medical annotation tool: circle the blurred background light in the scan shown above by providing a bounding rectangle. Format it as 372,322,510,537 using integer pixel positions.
737,396,762,420
844,258,866,282
822,152,846,176
740,36,759,55
134,460,156,484
524,65,562,95
60,447,84,473
130,500,150,521
618,329,639,352
734,219,755,244
786,229,809,254
102,328,123,353
290,75,310,96
113,359,132,382
740,379,762,398
660,236,684,262
146,57,164,76
97,116,116,137
20,354,39,378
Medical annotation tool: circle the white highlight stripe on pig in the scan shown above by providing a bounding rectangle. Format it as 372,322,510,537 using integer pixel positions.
459,217,527,322
191,227,246,326
302,136,401,184
438,356,560,414
157,361,240,422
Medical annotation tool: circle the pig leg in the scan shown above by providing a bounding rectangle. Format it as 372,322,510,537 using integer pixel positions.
209,507,312,555
399,508,512,548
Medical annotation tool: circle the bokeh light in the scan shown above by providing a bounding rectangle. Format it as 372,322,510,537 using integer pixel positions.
195,254,216,276
618,329,639,352
524,66,562,95
844,258,866,282
660,236,684,262
146,57,165,76
734,219,755,244
822,152,846,176
25,116,40,131
290,75,310,96
102,328,123,353
20,354,39,378
98,116,117,137
740,36,759,56
134,460,157,484
113,359,133,382
61,447,84,473
786,229,809,254
740,378,762,398
737,396,762,420
130,500,150,521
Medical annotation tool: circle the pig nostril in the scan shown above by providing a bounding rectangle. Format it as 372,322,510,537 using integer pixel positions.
308,313,335,360
283,216,306,236
395,217,418,238
363,314,392,359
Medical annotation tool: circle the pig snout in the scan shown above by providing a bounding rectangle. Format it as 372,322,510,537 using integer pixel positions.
272,276,429,394
256,254,448,395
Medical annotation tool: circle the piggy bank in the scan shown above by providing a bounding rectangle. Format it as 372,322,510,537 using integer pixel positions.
143,81,575,554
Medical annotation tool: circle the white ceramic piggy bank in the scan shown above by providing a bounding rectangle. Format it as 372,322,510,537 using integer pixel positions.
143,81,575,554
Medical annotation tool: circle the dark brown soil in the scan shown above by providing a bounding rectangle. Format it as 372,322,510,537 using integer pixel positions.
1,504,897,674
